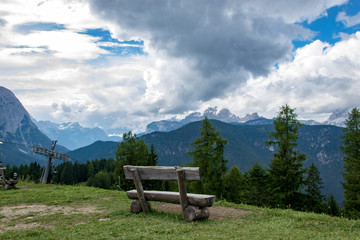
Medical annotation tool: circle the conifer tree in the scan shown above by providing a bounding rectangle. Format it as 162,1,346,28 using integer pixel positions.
148,144,159,166
188,117,228,198
224,166,245,203
266,104,306,209
244,163,272,207
327,194,340,217
87,171,112,189
304,162,325,213
60,161,74,185
341,107,360,219
113,131,150,190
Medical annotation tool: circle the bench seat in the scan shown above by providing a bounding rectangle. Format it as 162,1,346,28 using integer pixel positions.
126,190,215,207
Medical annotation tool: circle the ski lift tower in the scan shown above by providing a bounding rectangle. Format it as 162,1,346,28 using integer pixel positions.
32,140,71,184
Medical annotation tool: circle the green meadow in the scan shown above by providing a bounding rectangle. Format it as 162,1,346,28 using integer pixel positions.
1,182,359,240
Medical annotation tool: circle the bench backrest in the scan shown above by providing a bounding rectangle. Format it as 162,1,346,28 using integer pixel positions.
123,165,201,181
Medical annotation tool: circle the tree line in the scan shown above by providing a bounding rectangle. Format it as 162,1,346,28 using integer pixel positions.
5,106,360,219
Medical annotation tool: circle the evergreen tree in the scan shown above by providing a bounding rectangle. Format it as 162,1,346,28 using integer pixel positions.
266,105,306,209
224,166,244,203
113,131,150,190
18,164,29,180
146,144,161,190
187,117,228,198
341,107,360,219
73,161,81,184
244,163,272,207
29,162,42,182
87,171,112,189
148,144,159,166
87,161,95,179
60,161,74,185
327,194,340,217
304,162,325,213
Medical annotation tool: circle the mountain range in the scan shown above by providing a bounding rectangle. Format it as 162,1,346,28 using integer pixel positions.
30,105,352,150
0,86,352,204
34,120,122,150
0,86,68,166
67,120,344,204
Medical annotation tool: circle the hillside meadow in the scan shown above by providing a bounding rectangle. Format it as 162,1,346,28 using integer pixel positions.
1,182,359,239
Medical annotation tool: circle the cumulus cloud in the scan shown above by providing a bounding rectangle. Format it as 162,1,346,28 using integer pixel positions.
337,11,360,27
88,0,345,115
207,32,360,121
1,0,357,132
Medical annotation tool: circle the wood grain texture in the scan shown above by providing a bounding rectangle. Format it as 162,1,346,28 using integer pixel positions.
123,165,201,181
131,168,150,213
126,190,215,207
183,206,210,222
176,169,189,220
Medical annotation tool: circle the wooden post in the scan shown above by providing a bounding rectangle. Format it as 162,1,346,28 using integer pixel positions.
176,168,189,220
183,206,210,222
131,168,150,213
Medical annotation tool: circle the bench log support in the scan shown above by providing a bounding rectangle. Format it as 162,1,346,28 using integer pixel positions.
124,165,215,222
130,168,150,213
176,168,189,219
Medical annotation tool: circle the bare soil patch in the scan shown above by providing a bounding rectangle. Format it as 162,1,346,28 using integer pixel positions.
0,203,103,233
152,203,253,221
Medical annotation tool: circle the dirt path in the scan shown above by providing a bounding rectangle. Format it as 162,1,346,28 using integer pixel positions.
0,203,103,233
0,202,253,233
152,203,253,220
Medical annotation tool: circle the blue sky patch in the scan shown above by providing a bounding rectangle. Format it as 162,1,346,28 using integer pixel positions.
15,22,66,34
80,28,145,57
293,1,360,49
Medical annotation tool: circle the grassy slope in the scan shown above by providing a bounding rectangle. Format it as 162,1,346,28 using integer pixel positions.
1,182,359,240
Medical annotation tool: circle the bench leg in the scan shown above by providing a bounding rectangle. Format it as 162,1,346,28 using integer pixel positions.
130,200,151,214
183,206,210,222
130,168,150,213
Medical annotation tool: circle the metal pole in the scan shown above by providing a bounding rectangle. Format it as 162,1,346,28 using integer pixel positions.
40,140,57,184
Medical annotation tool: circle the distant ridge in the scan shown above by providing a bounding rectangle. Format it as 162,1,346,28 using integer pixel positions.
146,107,262,133
34,120,122,150
0,86,68,166
71,119,344,204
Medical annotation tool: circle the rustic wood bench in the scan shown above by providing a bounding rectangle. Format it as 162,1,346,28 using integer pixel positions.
123,165,216,222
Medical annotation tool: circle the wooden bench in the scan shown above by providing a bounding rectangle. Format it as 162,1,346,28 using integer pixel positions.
123,165,216,222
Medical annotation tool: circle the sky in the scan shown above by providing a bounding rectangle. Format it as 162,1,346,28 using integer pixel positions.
1,0,360,133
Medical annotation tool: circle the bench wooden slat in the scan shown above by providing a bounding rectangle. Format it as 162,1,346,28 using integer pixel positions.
123,165,201,181
126,190,215,207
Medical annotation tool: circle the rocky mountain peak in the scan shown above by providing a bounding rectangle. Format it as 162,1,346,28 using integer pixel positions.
0,86,32,136
323,108,353,127
0,86,50,146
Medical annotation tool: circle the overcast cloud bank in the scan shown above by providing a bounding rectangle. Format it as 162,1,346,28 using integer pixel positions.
0,0,359,132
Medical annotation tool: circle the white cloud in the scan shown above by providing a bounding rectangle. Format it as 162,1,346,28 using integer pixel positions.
207,31,360,121
337,11,360,27
1,0,359,133
0,0,115,64
241,0,347,23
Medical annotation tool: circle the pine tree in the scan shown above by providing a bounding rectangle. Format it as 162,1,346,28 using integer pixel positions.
244,163,272,207
341,107,360,219
224,166,245,203
188,117,228,198
304,162,325,213
327,194,340,217
148,144,159,166
266,104,306,209
113,131,150,190
60,161,74,185
87,171,112,189
146,144,161,190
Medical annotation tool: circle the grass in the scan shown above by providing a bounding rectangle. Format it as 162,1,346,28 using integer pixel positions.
0,182,359,239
